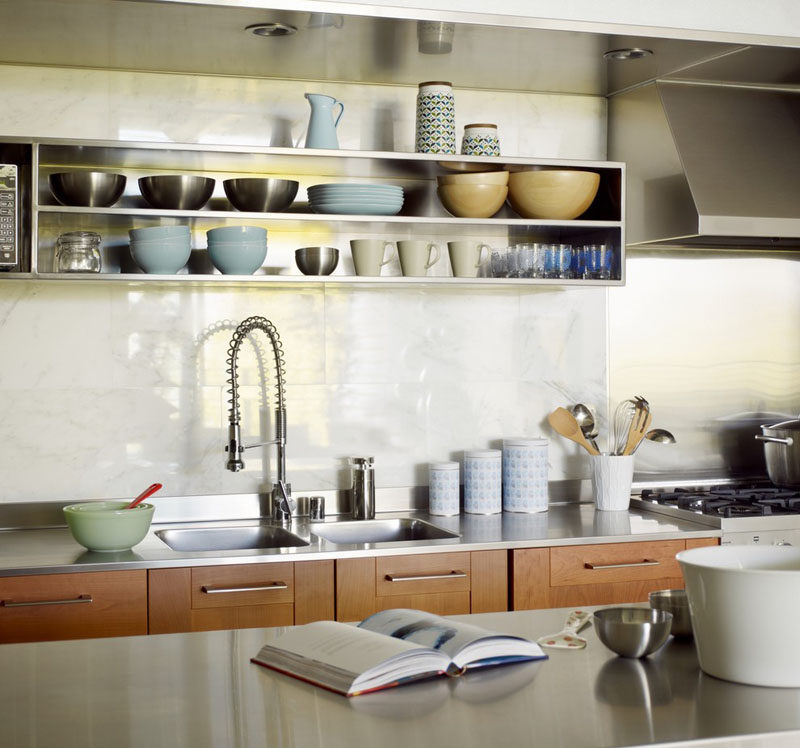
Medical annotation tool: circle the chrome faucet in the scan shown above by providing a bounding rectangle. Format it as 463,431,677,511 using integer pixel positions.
225,316,292,522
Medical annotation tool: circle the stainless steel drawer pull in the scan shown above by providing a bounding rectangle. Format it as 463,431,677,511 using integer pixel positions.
385,570,467,583
1,594,93,608
200,582,288,594
585,559,660,570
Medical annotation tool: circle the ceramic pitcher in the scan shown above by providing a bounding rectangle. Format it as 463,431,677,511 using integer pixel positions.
304,93,344,149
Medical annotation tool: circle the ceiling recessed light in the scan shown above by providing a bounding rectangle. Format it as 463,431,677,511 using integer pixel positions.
603,48,653,61
245,22,298,38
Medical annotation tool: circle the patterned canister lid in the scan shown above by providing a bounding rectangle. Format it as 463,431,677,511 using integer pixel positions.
503,438,548,447
429,461,460,470
464,449,502,459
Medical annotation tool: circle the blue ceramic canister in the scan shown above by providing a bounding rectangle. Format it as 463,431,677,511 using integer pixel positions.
428,461,460,516
502,438,549,513
463,449,502,514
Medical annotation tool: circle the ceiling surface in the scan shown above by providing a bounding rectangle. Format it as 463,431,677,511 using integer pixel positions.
0,0,796,95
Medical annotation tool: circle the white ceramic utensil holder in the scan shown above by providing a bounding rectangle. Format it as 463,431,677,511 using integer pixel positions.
590,454,634,511
464,449,502,514
428,461,460,516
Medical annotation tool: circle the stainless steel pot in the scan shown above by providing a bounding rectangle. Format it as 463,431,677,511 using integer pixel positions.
755,419,800,486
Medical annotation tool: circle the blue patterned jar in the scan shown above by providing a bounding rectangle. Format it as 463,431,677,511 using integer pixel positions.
461,123,501,157
502,438,549,513
428,462,460,516
415,81,456,155
464,449,502,514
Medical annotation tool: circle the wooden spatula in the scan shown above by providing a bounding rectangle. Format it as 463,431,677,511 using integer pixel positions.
623,409,653,456
547,407,601,455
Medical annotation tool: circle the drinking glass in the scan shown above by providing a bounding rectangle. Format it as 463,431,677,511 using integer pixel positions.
517,243,535,278
585,244,613,279
506,245,520,278
557,244,573,279
490,248,508,278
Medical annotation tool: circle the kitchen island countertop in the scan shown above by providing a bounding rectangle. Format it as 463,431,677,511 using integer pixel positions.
0,502,720,576
1,605,798,748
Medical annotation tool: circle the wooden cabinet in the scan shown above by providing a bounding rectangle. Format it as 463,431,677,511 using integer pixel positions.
0,570,147,644
148,560,334,634
511,537,718,610
336,550,507,622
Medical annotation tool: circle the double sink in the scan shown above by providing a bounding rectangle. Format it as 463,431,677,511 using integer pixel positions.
156,518,459,553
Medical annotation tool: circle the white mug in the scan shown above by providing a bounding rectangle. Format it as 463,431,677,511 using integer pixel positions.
350,239,396,277
447,241,491,278
397,240,440,276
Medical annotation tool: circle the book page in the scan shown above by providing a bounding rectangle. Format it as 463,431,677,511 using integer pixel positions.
358,609,545,668
263,620,426,675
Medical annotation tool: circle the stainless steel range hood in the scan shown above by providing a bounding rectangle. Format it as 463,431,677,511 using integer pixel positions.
609,80,800,249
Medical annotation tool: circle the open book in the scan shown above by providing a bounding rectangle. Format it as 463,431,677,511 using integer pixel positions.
250,608,547,697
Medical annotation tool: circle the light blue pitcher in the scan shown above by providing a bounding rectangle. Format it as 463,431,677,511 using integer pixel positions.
304,93,344,149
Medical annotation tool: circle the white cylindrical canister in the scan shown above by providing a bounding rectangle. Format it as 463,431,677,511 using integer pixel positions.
415,81,456,155
428,461,460,516
502,438,549,513
463,449,502,514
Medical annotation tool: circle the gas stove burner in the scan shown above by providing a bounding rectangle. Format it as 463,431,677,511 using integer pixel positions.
639,484,800,517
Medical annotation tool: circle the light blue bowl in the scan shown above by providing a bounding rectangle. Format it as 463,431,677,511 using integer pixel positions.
129,225,190,241
130,237,191,274
206,225,267,243
208,242,267,275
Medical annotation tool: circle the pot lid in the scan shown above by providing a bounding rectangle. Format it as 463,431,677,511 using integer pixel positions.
763,419,800,431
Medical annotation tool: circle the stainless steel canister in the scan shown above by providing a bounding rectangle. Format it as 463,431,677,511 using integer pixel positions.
350,456,375,519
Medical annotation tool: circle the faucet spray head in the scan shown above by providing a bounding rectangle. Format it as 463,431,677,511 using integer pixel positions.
226,423,244,472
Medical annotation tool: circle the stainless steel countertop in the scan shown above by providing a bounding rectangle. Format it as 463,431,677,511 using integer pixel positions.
0,606,797,748
0,503,720,577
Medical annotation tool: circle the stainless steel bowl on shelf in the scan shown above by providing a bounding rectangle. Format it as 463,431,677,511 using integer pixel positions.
223,178,298,212
138,175,215,210
49,171,127,207
295,246,339,276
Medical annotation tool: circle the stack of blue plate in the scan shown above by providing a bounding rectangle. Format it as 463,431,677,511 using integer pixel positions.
307,183,404,215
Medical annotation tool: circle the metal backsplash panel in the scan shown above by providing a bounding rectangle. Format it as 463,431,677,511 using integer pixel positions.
609,248,800,480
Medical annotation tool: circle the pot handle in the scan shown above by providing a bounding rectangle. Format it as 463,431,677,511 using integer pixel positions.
755,435,794,445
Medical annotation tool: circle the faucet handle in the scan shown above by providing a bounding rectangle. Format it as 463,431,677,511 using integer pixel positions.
272,481,294,522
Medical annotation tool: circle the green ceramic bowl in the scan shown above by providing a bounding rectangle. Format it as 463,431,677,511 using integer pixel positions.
63,501,155,552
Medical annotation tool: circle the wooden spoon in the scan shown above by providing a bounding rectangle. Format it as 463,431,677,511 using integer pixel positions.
547,407,600,455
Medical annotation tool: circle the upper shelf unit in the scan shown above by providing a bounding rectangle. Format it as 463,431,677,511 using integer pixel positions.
1,137,625,286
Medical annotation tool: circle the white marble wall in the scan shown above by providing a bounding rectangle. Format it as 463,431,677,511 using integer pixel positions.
0,64,608,502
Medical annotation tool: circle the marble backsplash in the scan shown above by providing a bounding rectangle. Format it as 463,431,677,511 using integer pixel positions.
0,281,607,501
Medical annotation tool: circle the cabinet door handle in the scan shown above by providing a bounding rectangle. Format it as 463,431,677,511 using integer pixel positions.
584,559,659,570
384,570,467,583
200,582,287,594
1,594,93,608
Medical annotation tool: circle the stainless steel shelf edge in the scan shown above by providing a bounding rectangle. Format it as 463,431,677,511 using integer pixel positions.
24,273,625,288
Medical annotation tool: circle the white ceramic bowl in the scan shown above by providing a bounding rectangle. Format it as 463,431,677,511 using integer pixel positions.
677,545,800,687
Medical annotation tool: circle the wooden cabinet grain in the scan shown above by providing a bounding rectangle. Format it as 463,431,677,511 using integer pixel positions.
148,560,334,634
0,570,147,644
336,550,508,622
511,537,719,610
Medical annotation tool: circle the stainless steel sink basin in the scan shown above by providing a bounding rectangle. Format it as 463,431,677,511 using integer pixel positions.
309,518,459,545
156,525,309,552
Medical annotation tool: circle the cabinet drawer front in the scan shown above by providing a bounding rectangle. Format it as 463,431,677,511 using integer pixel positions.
0,570,147,643
191,563,294,609
551,541,684,586
375,553,471,597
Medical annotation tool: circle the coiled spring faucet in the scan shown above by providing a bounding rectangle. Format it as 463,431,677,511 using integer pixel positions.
225,316,292,522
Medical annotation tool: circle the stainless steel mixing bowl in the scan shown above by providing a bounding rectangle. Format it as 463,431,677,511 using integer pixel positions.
223,178,298,212
594,607,673,658
649,589,693,638
138,175,215,210
49,171,126,207
295,246,339,275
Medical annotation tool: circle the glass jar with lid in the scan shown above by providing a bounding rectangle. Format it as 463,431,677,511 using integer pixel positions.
55,231,102,273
